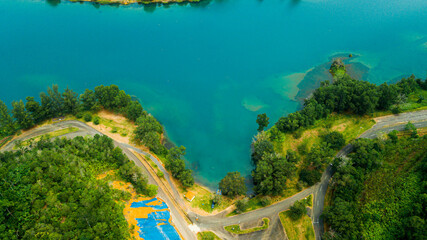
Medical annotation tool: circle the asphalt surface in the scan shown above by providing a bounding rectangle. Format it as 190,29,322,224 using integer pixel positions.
3,109,426,240
1,121,197,240
312,110,427,240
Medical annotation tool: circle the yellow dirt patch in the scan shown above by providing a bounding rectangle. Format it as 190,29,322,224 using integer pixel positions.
283,129,319,153
110,180,152,240
331,123,346,132
96,170,115,180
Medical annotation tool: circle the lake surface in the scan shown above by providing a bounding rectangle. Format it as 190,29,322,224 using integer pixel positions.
1,0,426,188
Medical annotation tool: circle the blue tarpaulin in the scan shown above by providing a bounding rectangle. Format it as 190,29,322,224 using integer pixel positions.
131,198,181,240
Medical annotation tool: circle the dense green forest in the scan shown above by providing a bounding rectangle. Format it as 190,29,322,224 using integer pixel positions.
0,84,194,187
323,133,427,239
250,63,427,196
0,135,152,239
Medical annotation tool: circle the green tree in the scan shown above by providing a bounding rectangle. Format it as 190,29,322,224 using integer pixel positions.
12,100,34,129
114,90,131,110
322,131,345,150
47,84,64,116
25,96,42,123
289,200,307,220
94,85,120,110
252,153,295,195
0,99,14,136
219,172,247,197
84,113,92,122
165,146,194,188
377,83,398,110
405,121,418,138
126,101,144,122
80,89,97,111
62,86,79,115
256,113,269,132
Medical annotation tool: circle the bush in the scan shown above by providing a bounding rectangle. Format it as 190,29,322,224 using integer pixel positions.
260,196,272,207
83,113,92,122
299,168,322,186
322,131,345,150
235,199,248,213
391,106,401,114
293,131,303,139
213,194,222,205
76,112,83,119
111,127,118,133
156,170,164,178
297,142,309,155
93,116,100,125
289,200,307,220
146,184,158,197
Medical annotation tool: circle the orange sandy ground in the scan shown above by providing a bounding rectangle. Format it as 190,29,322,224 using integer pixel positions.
98,171,155,240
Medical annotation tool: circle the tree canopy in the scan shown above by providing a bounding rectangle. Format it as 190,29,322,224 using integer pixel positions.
219,172,247,197
0,135,157,239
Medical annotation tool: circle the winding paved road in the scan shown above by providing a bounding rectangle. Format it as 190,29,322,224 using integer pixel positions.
2,109,426,240
1,121,197,240
312,110,427,239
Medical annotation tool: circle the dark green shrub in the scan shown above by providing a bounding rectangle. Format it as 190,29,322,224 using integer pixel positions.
83,113,92,122
391,106,401,114
322,131,345,150
93,116,100,125
260,196,272,207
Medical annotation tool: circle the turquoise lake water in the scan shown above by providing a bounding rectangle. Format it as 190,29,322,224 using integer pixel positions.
1,0,426,188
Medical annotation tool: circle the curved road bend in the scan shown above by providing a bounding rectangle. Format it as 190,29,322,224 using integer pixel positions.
3,109,426,240
312,110,427,240
1,121,197,240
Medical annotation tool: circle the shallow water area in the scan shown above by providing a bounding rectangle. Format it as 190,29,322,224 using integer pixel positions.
0,0,426,188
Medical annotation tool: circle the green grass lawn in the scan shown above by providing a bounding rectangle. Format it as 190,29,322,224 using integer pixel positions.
279,211,315,240
225,218,270,235
197,231,221,240
276,114,375,154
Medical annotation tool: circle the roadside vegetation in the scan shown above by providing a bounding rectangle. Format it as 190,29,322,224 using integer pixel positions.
14,127,80,148
280,210,315,240
224,61,427,215
0,84,194,189
323,132,427,239
197,231,221,240
0,134,154,239
279,196,314,240
224,218,270,235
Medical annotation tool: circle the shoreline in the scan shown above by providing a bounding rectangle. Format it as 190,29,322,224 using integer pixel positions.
67,0,203,6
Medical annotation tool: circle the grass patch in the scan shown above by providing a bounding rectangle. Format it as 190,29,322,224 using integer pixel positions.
197,231,221,240
372,88,427,117
181,183,233,213
93,111,134,139
18,127,80,147
224,114,374,216
279,211,315,240
225,218,269,235
276,114,375,154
